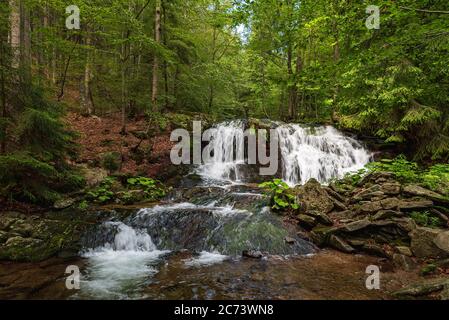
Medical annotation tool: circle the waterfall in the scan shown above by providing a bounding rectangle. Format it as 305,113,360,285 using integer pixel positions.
276,124,372,186
197,121,372,186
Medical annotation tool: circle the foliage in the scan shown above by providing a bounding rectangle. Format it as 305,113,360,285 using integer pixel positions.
102,152,122,172
259,179,299,211
367,156,419,183
410,211,443,228
127,177,166,200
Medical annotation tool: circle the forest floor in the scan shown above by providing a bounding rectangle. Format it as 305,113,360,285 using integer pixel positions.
66,112,175,178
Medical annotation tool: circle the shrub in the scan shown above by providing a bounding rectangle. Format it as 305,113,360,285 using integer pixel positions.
259,179,299,211
102,152,121,172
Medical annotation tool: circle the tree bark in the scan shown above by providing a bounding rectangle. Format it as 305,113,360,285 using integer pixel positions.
151,0,161,112
9,0,20,69
82,33,94,116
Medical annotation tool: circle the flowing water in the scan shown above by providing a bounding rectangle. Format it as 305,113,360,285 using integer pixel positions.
72,121,373,300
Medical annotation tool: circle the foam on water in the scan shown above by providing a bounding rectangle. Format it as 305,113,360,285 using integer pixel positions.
184,251,229,267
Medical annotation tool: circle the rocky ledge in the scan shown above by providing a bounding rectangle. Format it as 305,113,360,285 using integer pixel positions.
289,172,449,299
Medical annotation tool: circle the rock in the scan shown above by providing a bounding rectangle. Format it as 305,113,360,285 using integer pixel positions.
294,179,334,214
0,231,9,244
380,198,400,210
399,198,434,211
54,198,76,210
80,165,108,187
359,201,383,213
284,236,296,244
403,185,447,204
307,211,333,226
342,219,372,233
410,227,449,258
331,198,348,212
435,258,449,269
372,210,402,221
354,184,382,199
361,243,390,258
324,187,346,203
393,254,416,271
420,264,437,276
329,235,355,253
242,250,263,259
381,182,401,195
298,214,318,230
434,231,449,255
394,278,449,298
395,246,413,257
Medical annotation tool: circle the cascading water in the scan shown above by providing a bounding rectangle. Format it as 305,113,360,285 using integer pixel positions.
75,120,372,300
276,124,372,186
197,121,372,186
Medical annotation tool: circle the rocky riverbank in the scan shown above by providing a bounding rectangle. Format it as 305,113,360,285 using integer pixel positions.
289,172,449,299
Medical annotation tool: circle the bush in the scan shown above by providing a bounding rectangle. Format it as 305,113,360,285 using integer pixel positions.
259,179,299,211
367,156,419,183
102,152,122,172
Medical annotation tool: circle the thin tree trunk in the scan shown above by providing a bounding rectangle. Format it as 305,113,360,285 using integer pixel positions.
151,0,161,112
9,0,20,69
82,33,93,115
1,30,7,154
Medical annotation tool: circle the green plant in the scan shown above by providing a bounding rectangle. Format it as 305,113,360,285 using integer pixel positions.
343,168,368,186
410,211,442,228
259,179,299,211
127,177,166,200
87,177,117,204
102,152,121,172
367,156,419,183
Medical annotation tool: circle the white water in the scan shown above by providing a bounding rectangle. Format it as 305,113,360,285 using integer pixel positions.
276,124,372,186
78,222,168,300
184,251,229,268
198,121,372,186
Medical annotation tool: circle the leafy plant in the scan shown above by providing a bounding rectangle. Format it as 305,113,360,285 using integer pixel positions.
410,211,442,228
259,179,299,211
367,156,419,183
127,177,166,200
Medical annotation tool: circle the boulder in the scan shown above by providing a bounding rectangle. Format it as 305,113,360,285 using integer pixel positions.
242,250,263,259
394,278,449,298
307,211,333,226
294,179,334,214
399,198,434,211
396,246,413,257
434,231,449,255
54,198,76,210
329,235,355,253
341,219,372,233
359,201,383,213
298,214,318,230
380,198,401,210
381,182,401,196
410,227,449,258
372,210,402,221
393,254,416,271
403,185,447,204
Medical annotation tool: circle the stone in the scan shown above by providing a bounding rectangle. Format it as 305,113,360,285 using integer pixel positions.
360,201,383,213
393,254,416,271
394,278,449,298
294,179,334,214
434,231,449,255
410,227,449,258
372,210,402,221
396,246,413,257
342,219,372,233
284,236,296,244
324,187,346,203
380,198,400,210
381,182,401,196
331,198,348,212
361,243,390,258
307,211,333,226
0,231,8,244
298,214,318,230
329,235,355,253
403,185,446,202
80,165,109,187
54,198,76,210
399,198,434,211
242,250,263,259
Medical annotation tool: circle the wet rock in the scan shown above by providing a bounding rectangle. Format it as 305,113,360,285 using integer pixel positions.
395,246,413,257
242,250,263,259
360,243,390,258
329,235,355,253
393,254,416,271
298,214,318,230
331,198,348,212
410,227,449,258
324,187,346,203
294,179,334,214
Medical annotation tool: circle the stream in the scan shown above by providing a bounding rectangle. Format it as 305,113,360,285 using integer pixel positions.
71,122,375,300
2,122,407,300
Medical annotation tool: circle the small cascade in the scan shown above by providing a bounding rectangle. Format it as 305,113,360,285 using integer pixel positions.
276,125,372,186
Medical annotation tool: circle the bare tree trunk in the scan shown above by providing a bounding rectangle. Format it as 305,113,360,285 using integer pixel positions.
151,0,161,112
332,19,340,123
19,0,31,85
82,34,93,115
208,26,217,112
9,0,20,69
1,27,7,154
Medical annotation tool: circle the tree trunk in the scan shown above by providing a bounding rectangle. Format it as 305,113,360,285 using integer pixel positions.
332,19,340,123
151,0,161,112
1,25,7,154
286,43,297,120
82,34,93,115
19,0,31,85
9,0,20,69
